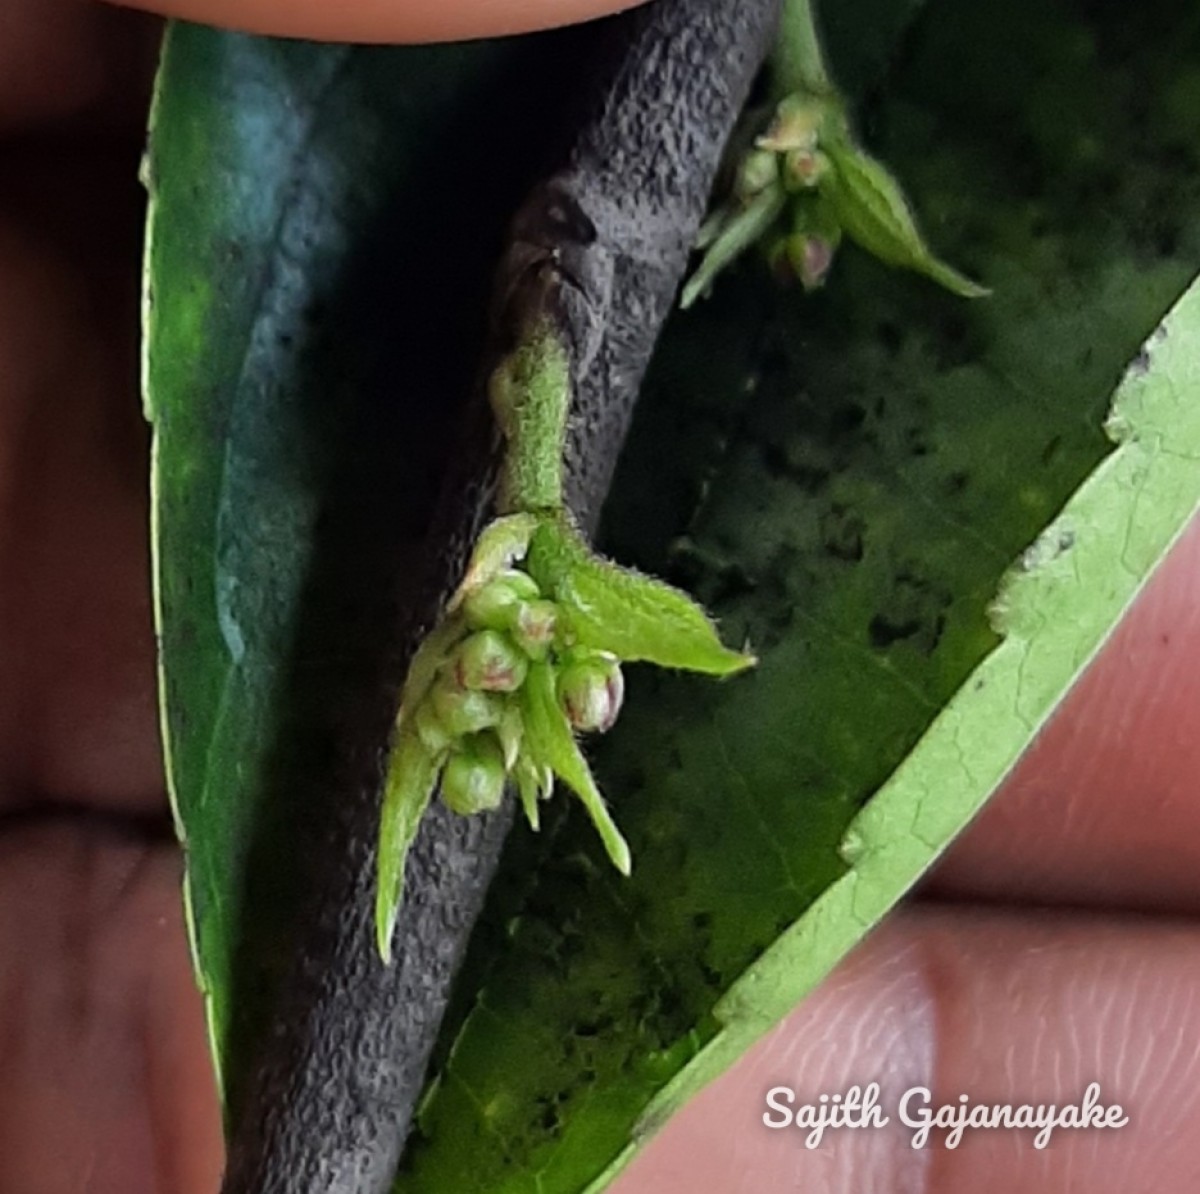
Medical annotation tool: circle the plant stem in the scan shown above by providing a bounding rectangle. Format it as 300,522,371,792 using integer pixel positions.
771,0,833,98
490,326,571,516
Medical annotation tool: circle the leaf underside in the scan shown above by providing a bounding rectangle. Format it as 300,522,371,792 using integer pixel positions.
144,24,592,1117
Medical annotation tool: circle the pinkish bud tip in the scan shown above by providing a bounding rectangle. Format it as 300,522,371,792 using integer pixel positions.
559,655,626,734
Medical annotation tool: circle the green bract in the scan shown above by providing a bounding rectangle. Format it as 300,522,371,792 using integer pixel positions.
821,126,989,297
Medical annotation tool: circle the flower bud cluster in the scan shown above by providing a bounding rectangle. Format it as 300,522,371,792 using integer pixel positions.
376,510,755,957
749,95,840,292
409,568,626,822
684,87,985,307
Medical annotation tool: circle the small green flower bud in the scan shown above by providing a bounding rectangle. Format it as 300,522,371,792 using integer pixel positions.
735,149,780,203
558,652,625,734
462,569,541,632
782,148,830,192
452,629,529,693
441,734,507,816
414,698,453,755
788,234,836,290
431,678,504,737
511,599,558,659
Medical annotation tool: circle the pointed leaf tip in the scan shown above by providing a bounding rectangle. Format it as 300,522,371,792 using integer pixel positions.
824,141,986,300
924,259,991,300
374,728,441,963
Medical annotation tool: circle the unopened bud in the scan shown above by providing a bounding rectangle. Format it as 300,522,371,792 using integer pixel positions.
462,569,541,632
431,679,504,737
783,148,830,191
788,234,836,290
766,235,795,283
736,149,780,203
757,94,823,153
558,653,625,734
511,599,558,659
452,629,528,693
441,734,507,815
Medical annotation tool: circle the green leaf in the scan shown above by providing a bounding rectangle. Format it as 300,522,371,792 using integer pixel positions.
401,0,1200,1189
823,135,989,297
144,22,583,1116
526,517,754,676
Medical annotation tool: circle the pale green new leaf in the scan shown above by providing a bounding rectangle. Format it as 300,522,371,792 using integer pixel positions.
527,518,754,676
681,186,788,309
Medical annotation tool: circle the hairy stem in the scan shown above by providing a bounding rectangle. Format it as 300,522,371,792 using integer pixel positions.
490,325,571,515
772,0,833,97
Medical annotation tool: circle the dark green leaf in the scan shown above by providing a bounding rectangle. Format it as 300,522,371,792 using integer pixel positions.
144,22,583,1118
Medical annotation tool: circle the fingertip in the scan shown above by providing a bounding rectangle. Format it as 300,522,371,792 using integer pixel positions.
103,0,648,43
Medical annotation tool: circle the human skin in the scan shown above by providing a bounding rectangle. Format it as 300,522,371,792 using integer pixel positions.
2,1,1199,1191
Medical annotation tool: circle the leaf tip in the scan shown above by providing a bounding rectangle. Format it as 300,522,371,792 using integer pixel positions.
374,892,397,966
612,837,633,877
734,652,759,674
926,259,991,300
680,275,706,310
729,642,759,673
692,642,759,678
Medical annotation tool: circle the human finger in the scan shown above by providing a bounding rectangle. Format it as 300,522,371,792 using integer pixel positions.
615,905,1200,1194
0,821,222,1194
105,0,648,43
931,514,1200,913
0,140,160,815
